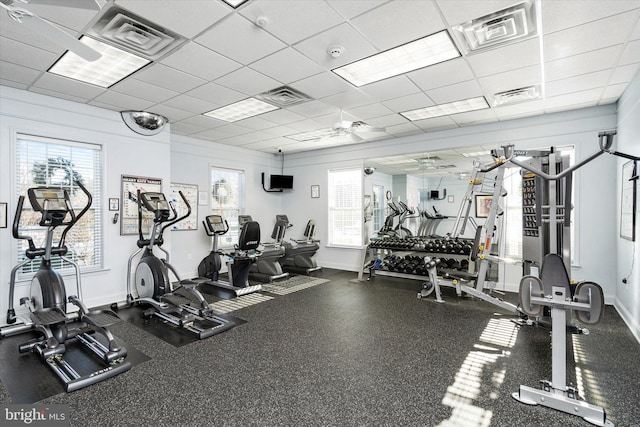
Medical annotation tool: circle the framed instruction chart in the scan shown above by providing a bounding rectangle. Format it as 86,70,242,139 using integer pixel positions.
169,183,198,230
121,175,162,236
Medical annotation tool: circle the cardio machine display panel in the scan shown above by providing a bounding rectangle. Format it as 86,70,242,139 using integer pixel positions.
206,215,226,232
28,188,68,212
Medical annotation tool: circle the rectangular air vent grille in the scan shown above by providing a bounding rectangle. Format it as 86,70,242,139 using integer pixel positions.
493,85,540,106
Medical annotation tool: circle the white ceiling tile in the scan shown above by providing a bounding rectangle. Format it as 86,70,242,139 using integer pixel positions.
365,114,409,128
170,121,208,136
450,108,498,126
407,58,474,91
544,88,603,110
242,137,294,152
0,37,58,71
214,67,281,96
110,79,179,104
494,99,545,119
293,23,378,69
351,0,446,50
259,109,306,125
619,39,640,65
545,101,598,114
195,13,286,65
161,42,242,81
290,72,353,99
178,114,227,129
262,125,300,138
235,116,279,131
132,64,207,93
116,0,231,38
220,131,270,146
194,124,253,140
599,98,619,105
383,92,434,112
435,0,519,27
426,80,484,104
92,91,154,111
321,90,374,110
542,2,640,34
186,82,245,106
544,13,639,61
631,16,640,40
286,118,326,131
479,65,541,96
0,61,40,85
601,83,628,100
412,116,459,131
326,0,388,20
610,63,640,84
345,103,394,121
32,73,104,100
385,122,424,136
16,2,96,32
544,45,623,81
30,87,89,103
287,100,339,118
0,79,28,90
358,75,421,101
161,94,220,114
545,70,611,98
250,48,324,85
148,105,196,122
239,0,344,45
467,38,540,77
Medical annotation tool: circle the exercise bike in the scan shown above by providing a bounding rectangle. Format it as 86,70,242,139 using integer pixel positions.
1,183,131,392
274,215,321,274
195,214,263,296
239,215,289,283
124,191,234,339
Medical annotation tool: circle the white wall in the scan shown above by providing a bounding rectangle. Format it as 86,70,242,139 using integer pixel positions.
0,87,172,316
169,135,281,279
614,70,640,342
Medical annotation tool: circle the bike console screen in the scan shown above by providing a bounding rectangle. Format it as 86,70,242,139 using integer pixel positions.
140,192,169,212
206,215,226,233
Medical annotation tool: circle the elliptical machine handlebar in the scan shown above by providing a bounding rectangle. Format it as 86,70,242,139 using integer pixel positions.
12,196,36,252
58,180,92,249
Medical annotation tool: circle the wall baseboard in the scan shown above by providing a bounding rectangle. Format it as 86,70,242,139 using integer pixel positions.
614,298,640,345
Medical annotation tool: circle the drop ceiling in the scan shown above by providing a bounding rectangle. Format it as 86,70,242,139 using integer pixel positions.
1,0,639,171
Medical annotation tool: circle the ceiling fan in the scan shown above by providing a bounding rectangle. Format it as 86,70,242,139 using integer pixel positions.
0,0,102,61
318,111,387,143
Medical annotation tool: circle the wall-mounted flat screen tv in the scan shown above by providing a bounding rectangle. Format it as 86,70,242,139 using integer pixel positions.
270,174,294,190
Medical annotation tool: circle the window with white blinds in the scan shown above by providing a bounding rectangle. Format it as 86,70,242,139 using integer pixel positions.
211,166,245,246
328,168,362,247
16,134,103,274
502,167,523,259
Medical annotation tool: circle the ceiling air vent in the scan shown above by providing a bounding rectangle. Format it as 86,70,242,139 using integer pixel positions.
256,86,312,107
493,85,540,106
86,4,185,60
450,0,537,54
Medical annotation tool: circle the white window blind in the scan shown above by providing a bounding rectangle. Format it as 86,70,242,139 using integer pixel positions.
328,168,362,246
211,166,245,246
16,134,103,274
372,185,384,236
502,167,523,259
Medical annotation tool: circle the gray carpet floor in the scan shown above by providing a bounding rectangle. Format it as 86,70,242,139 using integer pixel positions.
1,268,638,427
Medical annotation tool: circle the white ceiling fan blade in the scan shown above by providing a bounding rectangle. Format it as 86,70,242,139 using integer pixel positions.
20,13,101,61
22,0,101,10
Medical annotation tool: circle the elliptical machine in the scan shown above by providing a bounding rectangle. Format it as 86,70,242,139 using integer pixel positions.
124,191,234,339
1,182,131,392
195,214,263,296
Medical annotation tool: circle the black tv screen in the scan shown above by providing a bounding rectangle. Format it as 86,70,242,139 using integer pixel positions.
270,174,294,190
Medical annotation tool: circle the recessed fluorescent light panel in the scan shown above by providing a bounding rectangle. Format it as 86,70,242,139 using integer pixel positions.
48,36,150,88
451,0,537,54
401,97,489,121
285,128,336,142
332,30,460,87
204,98,279,122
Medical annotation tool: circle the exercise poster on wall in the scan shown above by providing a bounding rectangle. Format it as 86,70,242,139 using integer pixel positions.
620,160,636,241
169,182,198,231
120,175,162,236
